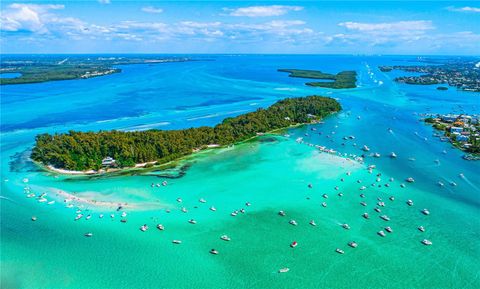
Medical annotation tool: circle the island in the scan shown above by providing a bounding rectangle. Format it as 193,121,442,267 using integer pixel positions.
278,69,357,89
379,58,480,92
423,113,480,159
0,55,193,85
31,95,341,172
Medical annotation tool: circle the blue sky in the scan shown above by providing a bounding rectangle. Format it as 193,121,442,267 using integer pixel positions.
1,1,479,54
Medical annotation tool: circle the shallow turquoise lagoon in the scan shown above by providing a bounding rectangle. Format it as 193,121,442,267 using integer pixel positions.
1,55,479,289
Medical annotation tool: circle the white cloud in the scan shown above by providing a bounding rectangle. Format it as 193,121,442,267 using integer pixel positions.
141,6,163,14
225,5,303,17
0,3,65,33
338,20,434,33
447,6,480,13
98,0,111,4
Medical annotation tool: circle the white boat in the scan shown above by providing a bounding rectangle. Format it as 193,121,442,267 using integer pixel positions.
390,152,397,158
385,226,393,233
278,268,290,273
199,198,206,203
121,212,127,218
380,215,390,221
47,201,55,205
140,224,149,232
373,153,381,158
157,224,164,230
377,230,386,237
231,211,238,216
245,202,251,207
406,177,415,183
438,181,444,187
162,181,168,186
177,198,182,203
172,240,182,244
75,214,83,221
188,219,197,224
362,145,370,152
210,206,216,211
360,193,365,198
374,207,381,213
290,241,298,248
389,196,395,201
360,202,367,207
31,216,37,221
406,200,414,206
309,220,317,226
110,214,115,218
209,249,219,255
181,207,188,213
421,208,430,215
84,232,93,237
421,239,432,246
289,220,298,226
418,226,425,232
278,210,286,216
85,215,91,220
362,213,369,219
342,223,350,230
450,182,457,186
220,235,231,241
99,214,104,218
335,248,345,254
338,192,343,197
322,194,328,199
348,241,358,248
321,202,327,207
377,201,385,207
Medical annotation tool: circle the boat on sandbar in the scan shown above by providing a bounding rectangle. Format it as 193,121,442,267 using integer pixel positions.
418,226,425,232
385,226,393,233
278,268,290,273
188,219,197,224
84,232,93,237
335,248,345,254
421,239,432,246
157,224,164,230
221,235,231,241
421,209,430,215
348,241,358,248
290,241,298,248
309,220,317,226
289,220,298,226
210,249,219,255
377,230,386,237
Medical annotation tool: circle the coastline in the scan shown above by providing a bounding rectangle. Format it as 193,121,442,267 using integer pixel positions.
35,120,325,177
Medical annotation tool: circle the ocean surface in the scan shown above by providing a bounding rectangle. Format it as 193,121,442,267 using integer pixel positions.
1,55,479,289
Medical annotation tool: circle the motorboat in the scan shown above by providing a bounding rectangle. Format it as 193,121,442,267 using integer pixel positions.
99,214,104,218
390,152,397,158
342,223,350,230
421,239,432,246
220,235,231,241
362,145,370,152
278,268,290,273
188,219,197,224
156,224,164,230
360,193,365,198
385,226,393,233
380,215,390,221
406,177,415,183
348,241,358,248
321,202,327,207
290,241,298,248
322,194,328,199
406,200,414,206
31,216,37,221
181,207,188,213
85,215,92,220
172,240,182,244
199,198,207,203
84,232,93,237
389,196,395,201
373,153,381,158
177,198,182,203
309,220,317,226
289,220,298,226
75,214,83,221
140,224,149,232
121,212,127,218
421,208,430,215
362,213,369,219
335,248,345,254
377,230,386,237
278,210,286,216
231,211,238,216
245,202,251,207
418,226,425,232
210,206,217,211
209,249,219,255
374,207,381,213
360,202,367,207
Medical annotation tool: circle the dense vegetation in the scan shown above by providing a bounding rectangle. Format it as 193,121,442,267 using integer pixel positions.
0,56,191,85
31,96,341,171
278,69,357,89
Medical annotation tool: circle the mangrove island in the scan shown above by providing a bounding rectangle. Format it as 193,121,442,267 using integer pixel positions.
31,95,341,172
278,69,357,89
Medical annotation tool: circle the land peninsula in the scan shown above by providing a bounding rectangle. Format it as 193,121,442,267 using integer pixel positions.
0,55,192,85
32,96,341,172
278,68,357,89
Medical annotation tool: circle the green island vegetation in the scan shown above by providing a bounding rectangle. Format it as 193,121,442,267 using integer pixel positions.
278,68,357,89
424,114,480,157
31,96,341,171
0,55,191,85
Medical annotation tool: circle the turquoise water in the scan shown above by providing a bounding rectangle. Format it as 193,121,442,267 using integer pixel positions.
1,55,479,289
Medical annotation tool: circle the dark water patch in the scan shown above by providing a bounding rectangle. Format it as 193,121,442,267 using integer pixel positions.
8,149,37,172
